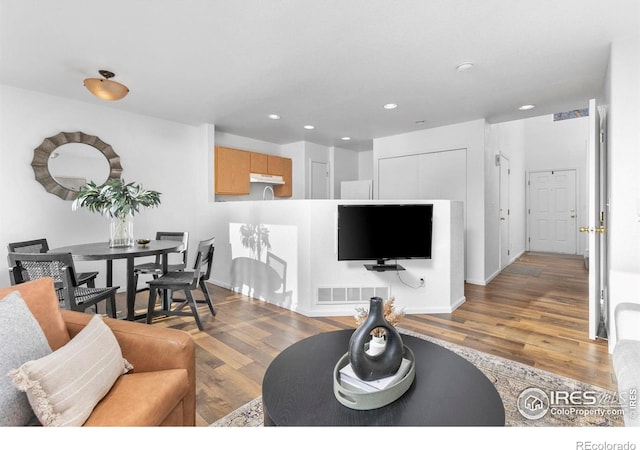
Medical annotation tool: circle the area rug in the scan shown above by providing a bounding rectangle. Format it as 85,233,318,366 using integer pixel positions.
502,265,542,277
211,329,623,427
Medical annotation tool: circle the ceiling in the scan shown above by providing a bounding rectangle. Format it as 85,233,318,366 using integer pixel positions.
1,0,638,151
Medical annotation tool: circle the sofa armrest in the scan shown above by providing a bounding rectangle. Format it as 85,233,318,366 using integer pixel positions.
61,310,196,425
615,302,640,342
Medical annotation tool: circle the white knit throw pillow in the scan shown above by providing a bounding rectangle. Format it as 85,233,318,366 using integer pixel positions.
9,314,132,426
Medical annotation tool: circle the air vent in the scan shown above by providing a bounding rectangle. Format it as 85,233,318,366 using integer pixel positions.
317,286,390,304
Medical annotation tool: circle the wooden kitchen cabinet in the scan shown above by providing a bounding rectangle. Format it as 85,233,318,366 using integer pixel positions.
215,146,292,197
267,155,284,176
215,146,250,195
274,157,292,197
250,152,268,174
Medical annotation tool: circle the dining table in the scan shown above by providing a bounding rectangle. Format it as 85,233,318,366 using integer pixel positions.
50,240,184,321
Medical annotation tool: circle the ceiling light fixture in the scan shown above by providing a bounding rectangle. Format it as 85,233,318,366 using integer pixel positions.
304,125,315,130
268,114,281,120
83,70,129,101
383,103,398,110
341,137,351,141
456,62,475,72
518,104,536,111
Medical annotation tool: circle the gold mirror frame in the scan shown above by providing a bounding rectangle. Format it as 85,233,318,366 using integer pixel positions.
31,131,122,200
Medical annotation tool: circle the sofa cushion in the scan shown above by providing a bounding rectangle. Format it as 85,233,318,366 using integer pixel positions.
83,369,189,426
613,339,640,427
0,278,71,350
0,291,52,426
9,314,133,426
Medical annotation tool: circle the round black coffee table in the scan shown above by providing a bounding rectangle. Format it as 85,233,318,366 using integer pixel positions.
262,330,505,426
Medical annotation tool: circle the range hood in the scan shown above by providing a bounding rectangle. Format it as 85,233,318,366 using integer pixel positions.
249,173,285,185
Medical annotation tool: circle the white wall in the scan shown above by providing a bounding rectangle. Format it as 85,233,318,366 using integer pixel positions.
490,114,589,264
359,150,374,181
490,119,527,262
373,119,488,285
214,131,280,155
484,123,500,281
606,35,640,351
280,141,306,199
0,85,204,289
205,199,465,316
330,146,359,199
304,141,330,199
524,114,589,255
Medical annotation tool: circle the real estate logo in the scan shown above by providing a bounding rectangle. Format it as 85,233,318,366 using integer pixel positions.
517,387,632,421
517,387,550,420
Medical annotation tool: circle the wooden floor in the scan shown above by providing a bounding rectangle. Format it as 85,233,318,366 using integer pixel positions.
117,251,615,426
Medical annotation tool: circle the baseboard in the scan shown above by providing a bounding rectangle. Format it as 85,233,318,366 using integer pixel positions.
467,250,527,286
509,249,525,264
483,269,501,285
465,278,487,286
209,278,232,291
402,295,466,314
209,279,466,315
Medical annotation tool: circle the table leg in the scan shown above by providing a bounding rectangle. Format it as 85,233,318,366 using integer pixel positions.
161,253,169,310
126,256,136,321
106,260,113,287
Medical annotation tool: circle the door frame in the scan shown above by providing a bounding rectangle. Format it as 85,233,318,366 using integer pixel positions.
499,153,511,269
309,160,329,199
585,99,609,341
598,104,609,340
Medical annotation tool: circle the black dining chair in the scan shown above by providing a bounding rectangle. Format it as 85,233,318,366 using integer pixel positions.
145,237,215,330
7,238,99,288
7,252,118,318
133,231,189,291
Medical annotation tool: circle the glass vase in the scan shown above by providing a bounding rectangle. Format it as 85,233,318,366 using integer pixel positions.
109,215,134,248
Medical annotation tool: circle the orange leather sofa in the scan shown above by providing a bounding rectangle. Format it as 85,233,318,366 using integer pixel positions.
0,277,195,426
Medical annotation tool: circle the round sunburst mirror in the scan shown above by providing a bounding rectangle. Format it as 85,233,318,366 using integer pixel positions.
31,131,123,200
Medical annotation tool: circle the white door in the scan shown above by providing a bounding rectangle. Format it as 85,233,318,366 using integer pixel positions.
499,154,511,269
598,104,609,339
528,169,577,254
583,98,608,340
377,149,467,201
417,149,467,203
378,154,419,199
310,161,329,199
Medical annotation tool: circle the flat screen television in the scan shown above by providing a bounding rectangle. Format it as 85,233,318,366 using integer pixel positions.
337,203,433,271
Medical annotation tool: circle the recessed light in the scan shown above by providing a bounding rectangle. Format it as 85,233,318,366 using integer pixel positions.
304,125,315,130
383,103,398,110
518,104,535,111
341,137,351,141
268,114,281,120
456,62,474,72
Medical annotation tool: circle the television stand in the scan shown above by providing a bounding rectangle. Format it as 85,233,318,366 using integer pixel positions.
364,261,405,272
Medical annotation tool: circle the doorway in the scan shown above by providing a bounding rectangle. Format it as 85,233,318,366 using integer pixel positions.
584,99,609,340
527,169,578,254
499,154,511,269
310,161,329,199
